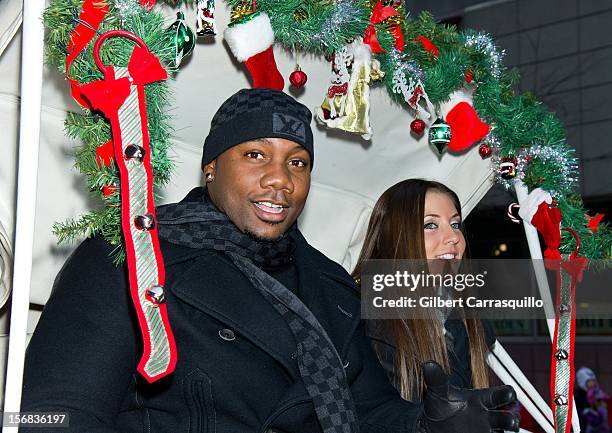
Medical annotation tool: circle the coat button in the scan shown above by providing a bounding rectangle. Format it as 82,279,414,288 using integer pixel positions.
218,328,236,341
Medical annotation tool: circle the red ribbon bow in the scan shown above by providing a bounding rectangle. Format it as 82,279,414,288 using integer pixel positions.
363,1,405,54
414,36,439,58
586,213,605,233
531,200,562,260
80,45,168,115
328,83,349,98
545,228,587,283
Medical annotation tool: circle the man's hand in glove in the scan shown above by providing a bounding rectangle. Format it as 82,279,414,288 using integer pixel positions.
419,361,520,433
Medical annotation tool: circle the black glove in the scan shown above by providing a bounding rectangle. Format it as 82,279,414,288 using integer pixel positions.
418,361,519,433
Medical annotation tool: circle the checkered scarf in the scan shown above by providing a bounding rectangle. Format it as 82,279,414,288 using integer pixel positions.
156,188,358,433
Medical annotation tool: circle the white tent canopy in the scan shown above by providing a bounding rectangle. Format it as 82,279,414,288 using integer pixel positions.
0,1,577,432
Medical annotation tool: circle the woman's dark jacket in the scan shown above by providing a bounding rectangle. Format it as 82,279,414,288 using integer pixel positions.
21,232,423,433
367,315,496,392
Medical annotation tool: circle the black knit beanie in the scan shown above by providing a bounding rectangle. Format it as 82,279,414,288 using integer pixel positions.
202,88,314,169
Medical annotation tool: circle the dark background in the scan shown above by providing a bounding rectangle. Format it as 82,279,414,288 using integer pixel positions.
406,0,612,419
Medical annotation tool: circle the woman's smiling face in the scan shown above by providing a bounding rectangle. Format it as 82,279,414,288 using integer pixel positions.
423,190,466,260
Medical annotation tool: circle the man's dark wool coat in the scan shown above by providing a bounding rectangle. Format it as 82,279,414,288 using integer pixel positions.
21,232,423,433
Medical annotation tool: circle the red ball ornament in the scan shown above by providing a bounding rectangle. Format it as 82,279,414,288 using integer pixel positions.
478,142,492,159
289,66,308,89
103,185,117,198
410,118,426,136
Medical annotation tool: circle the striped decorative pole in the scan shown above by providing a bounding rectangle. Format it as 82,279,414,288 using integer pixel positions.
80,30,177,382
548,229,585,433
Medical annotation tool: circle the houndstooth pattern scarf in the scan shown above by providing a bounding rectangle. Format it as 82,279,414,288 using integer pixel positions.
156,187,358,433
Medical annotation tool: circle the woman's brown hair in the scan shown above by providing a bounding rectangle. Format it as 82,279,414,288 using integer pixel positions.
352,179,490,400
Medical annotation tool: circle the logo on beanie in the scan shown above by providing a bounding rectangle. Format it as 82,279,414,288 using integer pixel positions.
273,113,306,142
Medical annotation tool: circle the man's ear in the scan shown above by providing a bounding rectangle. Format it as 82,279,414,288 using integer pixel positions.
203,160,216,183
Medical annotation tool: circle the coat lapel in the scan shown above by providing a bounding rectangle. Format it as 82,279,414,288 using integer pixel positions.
165,246,300,380
293,232,362,361
163,232,362,381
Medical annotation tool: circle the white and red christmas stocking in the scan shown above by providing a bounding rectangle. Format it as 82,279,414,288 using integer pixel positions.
224,12,284,90
518,187,562,259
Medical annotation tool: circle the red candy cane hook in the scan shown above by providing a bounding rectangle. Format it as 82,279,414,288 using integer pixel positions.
93,30,147,75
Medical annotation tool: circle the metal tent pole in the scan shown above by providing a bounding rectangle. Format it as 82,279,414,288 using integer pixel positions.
2,0,46,430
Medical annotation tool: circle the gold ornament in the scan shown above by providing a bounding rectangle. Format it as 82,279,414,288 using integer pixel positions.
316,41,373,140
230,2,254,24
369,59,385,81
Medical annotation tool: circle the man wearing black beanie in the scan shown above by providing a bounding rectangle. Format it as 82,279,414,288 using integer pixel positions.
22,88,517,433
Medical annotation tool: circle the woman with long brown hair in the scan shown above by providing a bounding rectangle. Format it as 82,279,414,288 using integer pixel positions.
352,178,494,401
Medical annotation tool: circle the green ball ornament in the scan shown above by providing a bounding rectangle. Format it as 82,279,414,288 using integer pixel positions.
428,117,452,156
167,11,196,67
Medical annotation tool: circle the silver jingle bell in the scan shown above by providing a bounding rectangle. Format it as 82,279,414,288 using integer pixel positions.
559,303,571,314
554,394,568,406
146,285,165,305
554,349,569,360
134,213,155,231
124,144,145,162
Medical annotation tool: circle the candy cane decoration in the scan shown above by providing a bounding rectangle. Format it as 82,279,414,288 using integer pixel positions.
80,30,177,383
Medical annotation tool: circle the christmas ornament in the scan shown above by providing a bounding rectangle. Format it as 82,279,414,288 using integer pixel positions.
146,285,166,305
479,142,492,159
230,1,254,23
370,58,385,81
506,203,521,224
139,0,156,9
134,214,156,231
316,40,373,139
391,67,433,120
290,65,308,89
196,0,217,37
499,156,517,179
102,184,117,198
79,30,177,383
428,117,451,156
224,12,284,90
517,188,561,259
445,101,490,152
410,118,426,136
167,11,196,67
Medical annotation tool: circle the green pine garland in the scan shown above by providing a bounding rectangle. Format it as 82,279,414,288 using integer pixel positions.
46,0,176,263
44,0,611,261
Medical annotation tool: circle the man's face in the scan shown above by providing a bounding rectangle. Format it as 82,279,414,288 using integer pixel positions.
205,137,311,241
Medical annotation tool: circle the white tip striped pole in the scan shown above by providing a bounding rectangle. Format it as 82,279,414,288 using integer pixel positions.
2,0,46,430
513,180,581,433
488,341,555,433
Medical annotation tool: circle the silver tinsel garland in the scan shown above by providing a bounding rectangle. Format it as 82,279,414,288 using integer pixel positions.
492,142,579,196
463,31,505,80
312,1,365,50
113,0,143,22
